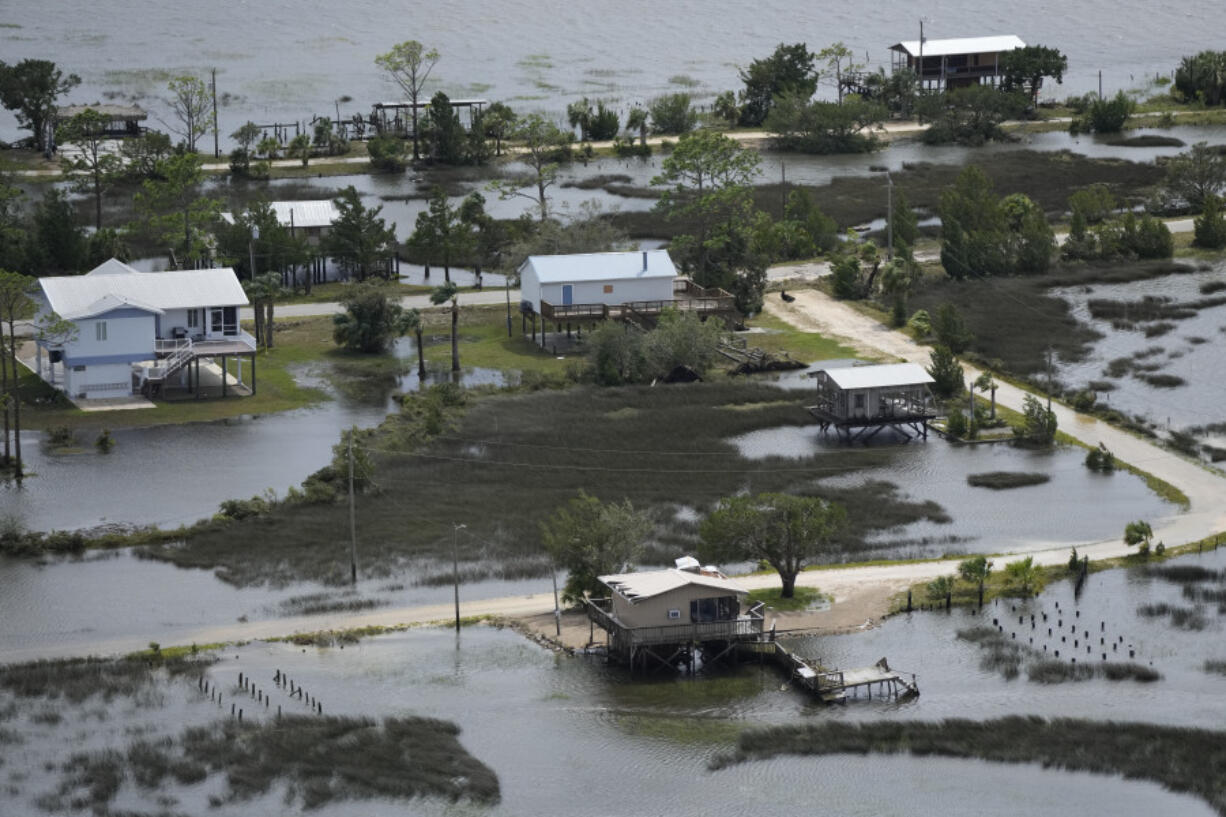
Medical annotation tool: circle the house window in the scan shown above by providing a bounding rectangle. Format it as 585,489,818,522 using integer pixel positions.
95,322,107,342
668,609,681,620
854,393,865,410
603,285,614,294
187,309,199,328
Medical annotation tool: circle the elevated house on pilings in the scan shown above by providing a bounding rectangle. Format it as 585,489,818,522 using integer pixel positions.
808,362,936,442
32,260,257,403
371,98,488,139
889,34,1025,91
584,559,766,673
55,104,149,138
218,200,377,285
517,250,738,350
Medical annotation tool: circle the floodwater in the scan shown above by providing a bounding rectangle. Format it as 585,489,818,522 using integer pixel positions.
0,349,510,533
3,547,1223,816
728,427,1173,554
1051,262,1226,436
3,0,1223,148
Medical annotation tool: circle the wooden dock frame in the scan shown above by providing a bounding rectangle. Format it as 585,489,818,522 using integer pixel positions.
583,599,918,703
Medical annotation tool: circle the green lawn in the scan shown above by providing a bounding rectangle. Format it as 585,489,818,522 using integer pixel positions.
743,311,862,363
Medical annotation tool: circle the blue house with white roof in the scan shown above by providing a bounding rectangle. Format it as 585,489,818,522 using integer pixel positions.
34,259,255,400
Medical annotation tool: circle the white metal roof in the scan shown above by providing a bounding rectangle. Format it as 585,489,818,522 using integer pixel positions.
40,259,249,320
519,250,677,285
890,35,1025,58
220,200,340,230
599,568,749,602
818,362,934,390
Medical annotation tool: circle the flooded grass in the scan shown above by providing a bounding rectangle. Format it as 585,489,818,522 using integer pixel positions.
276,592,387,617
39,715,499,812
966,471,1051,490
1145,565,1223,583
957,627,1162,684
1204,661,1226,676
0,657,208,703
1136,603,1209,630
909,261,1198,380
713,717,1226,815
155,383,939,586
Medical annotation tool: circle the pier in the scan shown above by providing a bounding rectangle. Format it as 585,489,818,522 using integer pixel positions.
736,639,919,703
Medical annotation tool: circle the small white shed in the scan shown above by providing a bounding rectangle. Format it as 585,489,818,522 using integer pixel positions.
518,250,677,316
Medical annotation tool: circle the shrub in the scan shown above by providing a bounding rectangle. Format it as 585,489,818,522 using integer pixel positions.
946,410,968,438
926,345,964,398
1193,194,1226,249
1084,443,1116,472
648,93,697,135
1012,394,1057,447
1072,91,1134,134
367,135,408,172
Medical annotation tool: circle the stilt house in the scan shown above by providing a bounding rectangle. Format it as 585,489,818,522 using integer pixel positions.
889,35,1026,91
808,362,936,441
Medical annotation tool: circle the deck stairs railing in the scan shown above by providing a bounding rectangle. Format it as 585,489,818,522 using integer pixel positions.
146,338,194,382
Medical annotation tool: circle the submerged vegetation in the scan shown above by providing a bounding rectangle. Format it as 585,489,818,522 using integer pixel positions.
140,382,948,586
40,715,499,813
713,717,1226,815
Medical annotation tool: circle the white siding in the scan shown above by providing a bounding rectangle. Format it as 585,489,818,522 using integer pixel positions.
520,270,673,313
67,363,134,399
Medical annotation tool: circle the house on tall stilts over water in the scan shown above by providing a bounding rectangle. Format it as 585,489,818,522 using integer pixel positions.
808,362,936,442
584,557,919,701
517,250,738,348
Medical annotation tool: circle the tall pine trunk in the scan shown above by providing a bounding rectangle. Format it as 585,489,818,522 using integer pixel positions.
450,301,460,372
415,327,426,378
9,322,21,484
1,332,9,466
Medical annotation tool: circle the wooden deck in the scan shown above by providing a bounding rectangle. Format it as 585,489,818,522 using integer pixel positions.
539,279,737,322
737,640,919,703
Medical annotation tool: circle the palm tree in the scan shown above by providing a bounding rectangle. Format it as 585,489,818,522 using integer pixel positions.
430,281,460,372
1004,557,1039,597
242,272,283,349
403,307,426,379
626,107,648,147
958,555,993,606
288,133,312,167
975,372,999,420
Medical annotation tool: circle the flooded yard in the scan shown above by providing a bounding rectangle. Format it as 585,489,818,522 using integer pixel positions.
3,548,1223,816
728,426,1174,555
1051,262,1226,444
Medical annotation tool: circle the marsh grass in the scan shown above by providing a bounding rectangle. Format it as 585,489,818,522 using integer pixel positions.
713,717,1226,815
965,471,1050,490
276,592,386,617
1205,660,1226,676
48,715,497,811
154,383,942,586
1138,373,1187,388
1145,565,1223,583
957,627,1162,684
0,657,208,703
1136,603,1209,630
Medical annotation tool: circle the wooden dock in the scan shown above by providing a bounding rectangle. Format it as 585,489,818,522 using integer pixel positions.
736,640,919,703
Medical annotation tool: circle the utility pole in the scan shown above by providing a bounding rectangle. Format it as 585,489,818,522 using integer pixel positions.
551,565,561,637
780,161,787,220
348,431,357,585
452,523,466,632
1098,70,1103,100
886,171,894,261
1045,346,1055,412
211,68,219,159
248,225,259,281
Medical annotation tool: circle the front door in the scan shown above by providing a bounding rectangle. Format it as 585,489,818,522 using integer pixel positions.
561,284,573,306
210,307,224,337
